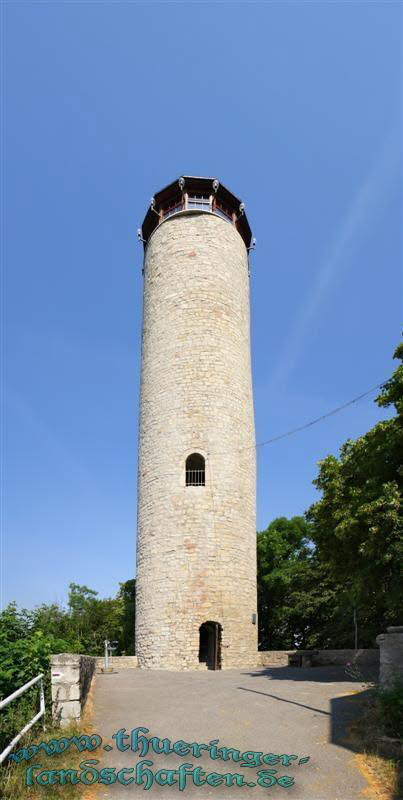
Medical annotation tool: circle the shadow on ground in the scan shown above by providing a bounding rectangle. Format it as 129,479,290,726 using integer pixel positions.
240,665,379,683
331,689,402,800
237,673,374,748
238,667,401,800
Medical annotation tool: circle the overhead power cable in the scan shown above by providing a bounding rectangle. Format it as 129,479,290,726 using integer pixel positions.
137,381,388,481
255,380,387,449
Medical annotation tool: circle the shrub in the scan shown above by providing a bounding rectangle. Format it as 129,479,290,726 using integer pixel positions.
378,681,403,738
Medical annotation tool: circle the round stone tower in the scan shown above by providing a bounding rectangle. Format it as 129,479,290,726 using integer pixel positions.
135,176,257,670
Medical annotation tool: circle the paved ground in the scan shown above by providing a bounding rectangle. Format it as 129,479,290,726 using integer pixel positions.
90,666,372,800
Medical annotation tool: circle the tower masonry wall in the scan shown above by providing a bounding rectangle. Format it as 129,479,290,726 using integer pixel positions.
135,212,257,669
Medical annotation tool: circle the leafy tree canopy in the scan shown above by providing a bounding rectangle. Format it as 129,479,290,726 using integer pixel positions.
306,342,403,634
0,580,136,701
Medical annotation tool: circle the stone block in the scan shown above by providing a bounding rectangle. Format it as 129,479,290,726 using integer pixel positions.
50,653,95,725
60,701,81,722
377,627,403,689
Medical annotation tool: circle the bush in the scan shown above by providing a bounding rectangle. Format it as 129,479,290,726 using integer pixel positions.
0,604,71,754
378,681,403,738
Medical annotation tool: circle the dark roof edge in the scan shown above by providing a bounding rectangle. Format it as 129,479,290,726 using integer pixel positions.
141,175,252,249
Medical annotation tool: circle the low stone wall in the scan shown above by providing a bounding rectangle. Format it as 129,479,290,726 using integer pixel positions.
376,626,403,689
94,655,138,670
259,651,294,667
258,649,379,669
51,654,96,726
313,649,379,667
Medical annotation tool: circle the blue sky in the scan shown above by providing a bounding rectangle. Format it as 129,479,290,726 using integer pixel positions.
2,1,401,609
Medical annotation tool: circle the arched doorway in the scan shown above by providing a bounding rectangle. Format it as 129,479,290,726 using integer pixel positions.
199,622,222,670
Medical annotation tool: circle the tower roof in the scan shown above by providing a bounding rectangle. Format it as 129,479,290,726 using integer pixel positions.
141,176,252,249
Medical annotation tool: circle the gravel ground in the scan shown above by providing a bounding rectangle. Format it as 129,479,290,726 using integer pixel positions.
89,665,371,800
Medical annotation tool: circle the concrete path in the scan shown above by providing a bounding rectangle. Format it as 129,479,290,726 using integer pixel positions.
89,666,371,800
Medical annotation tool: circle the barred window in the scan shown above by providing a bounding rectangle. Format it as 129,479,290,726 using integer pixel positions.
186,453,205,486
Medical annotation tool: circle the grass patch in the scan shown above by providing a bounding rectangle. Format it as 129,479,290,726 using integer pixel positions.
0,723,102,800
350,692,402,800
1,719,101,800
1,679,98,799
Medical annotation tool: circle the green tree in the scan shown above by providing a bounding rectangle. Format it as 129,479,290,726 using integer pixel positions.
0,581,137,754
0,603,75,697
257,516,379,650
67,583,124,655
118,579,136,655
30,602,80,649
257,517,319,649
307,343,403,642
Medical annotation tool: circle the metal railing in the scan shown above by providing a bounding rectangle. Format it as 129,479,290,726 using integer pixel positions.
160,195,235,224
0,674,46,764
186,469,205,486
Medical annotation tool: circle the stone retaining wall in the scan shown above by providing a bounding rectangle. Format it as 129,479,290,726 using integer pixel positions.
376,626,403,689
94,655,138,670
51,654,96,726
259,651,294,667
312,649,379,667
258,649,379,668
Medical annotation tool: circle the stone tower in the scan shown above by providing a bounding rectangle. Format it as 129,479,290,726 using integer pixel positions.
135,176,257,670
